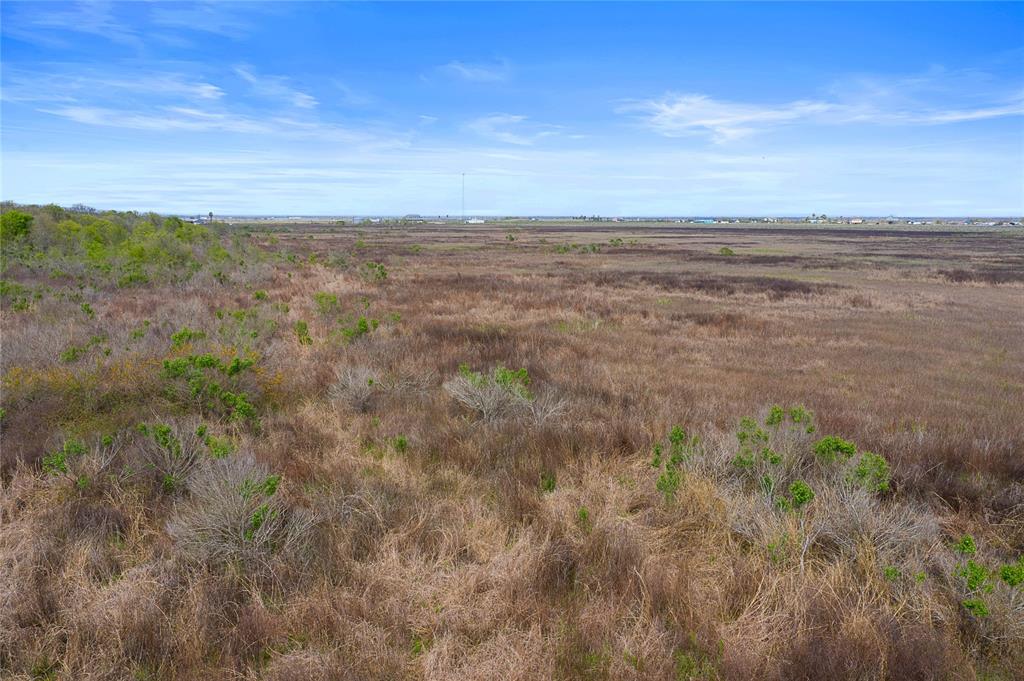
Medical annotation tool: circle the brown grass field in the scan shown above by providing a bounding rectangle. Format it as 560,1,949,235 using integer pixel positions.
2,217,1023,680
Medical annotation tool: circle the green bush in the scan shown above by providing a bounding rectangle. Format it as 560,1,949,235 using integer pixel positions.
41,439,87,476
313,291,339,314
1,209,33,242
850,451,891,492
814,435,857,463
954,534,977,557
161,353,258,422
171,326,207,349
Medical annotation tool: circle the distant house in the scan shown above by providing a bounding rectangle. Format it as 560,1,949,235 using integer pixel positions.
465,218,485,224
849,218,864,224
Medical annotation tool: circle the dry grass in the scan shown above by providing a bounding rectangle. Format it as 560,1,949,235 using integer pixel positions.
2,218,1022,679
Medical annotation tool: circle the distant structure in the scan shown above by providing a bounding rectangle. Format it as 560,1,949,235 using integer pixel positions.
208,211,214,223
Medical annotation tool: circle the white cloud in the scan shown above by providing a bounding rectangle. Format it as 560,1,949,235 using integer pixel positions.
620,88,1024,143
234,64,317,108
441,59,510,83
465,114,559,146
618,95,836,142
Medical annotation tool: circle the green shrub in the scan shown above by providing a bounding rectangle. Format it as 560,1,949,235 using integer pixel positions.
337,315,379,343
253,289,268,301
294,320,313,345
41,439,87,476
161,353,258,422
850,451,891,492
961,598,989,617
999,557,1024,587
718,246,735,256
954,534,977,557
362,261,388,281
576,506,591,531
788,479,815,509
313,291,339,314
814,435,857,463
652,425,700,502
540,471,557,493
171,326,207,349
0,209,33,242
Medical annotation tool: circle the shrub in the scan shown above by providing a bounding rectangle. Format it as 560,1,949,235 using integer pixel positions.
167,456,314,571
787,479,815,509
327,366,379,412
41,438,87,475
137,420,206,493
1,209,33,242
814,435,857,463
337,315,379,343
294,320,313,345
850,451,891,493
718,246,735,256
253,289,269,301
313,291,339,314
732,416,777,469
170,326,206,349
443,364,535,422
160,353,258,422
999,558,1024,587
954,534,977,557
362,261,388,281
652,425,700,501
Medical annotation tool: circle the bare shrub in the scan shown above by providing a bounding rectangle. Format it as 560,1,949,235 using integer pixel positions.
327,365,379,412
443,365,557,424
529,390,568,426
167,456,315,572
444,373,528,422
811,484,938,562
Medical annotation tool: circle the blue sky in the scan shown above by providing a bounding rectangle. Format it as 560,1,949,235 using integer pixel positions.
2,1,1022,216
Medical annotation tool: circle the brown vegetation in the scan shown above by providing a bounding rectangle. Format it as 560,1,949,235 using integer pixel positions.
2,212,1023,680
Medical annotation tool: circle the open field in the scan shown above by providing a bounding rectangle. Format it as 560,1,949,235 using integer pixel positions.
2,207,1023,680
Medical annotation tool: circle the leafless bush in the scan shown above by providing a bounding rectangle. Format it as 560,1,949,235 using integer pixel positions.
167,456,315,572
529,390,567,426
327,365,379,412
444,373,530,422
810,483,939,563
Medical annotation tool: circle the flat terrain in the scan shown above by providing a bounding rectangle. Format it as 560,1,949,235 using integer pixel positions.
2,213,1023,680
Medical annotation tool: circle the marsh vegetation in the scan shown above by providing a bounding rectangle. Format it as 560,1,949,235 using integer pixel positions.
2,204,1022,680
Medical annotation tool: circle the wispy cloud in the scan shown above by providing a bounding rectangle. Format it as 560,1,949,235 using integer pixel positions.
618,95,835,142
234,65,317,108
37,105,404,146
149,1,259,38
2,1,143,50
464,113,559,145
333,80,376,108
620,87,1024,143
1,69,224,104
440,59,511,83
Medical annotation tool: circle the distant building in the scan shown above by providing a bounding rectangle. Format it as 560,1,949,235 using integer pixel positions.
465,218,485,224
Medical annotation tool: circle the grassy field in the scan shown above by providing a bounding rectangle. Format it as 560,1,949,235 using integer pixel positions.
2,205,1023,680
